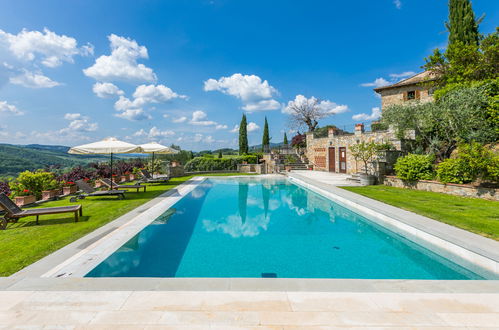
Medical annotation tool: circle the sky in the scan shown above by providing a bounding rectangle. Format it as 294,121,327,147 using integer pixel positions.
0,0,497,151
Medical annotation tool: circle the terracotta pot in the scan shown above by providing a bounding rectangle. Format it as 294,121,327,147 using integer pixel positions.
129,173,135,181
63,185,77,195
41,190,57,200
121,175,127,183
94,180,102,188
15,195,36,207
285,165,292,172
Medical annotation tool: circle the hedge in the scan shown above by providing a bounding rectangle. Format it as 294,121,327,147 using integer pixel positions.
184,155,257,172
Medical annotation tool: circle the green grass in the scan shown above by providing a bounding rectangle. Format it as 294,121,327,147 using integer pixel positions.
0,173,251,276
341,185,499,241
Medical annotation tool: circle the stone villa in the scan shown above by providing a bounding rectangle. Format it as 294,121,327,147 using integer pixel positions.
306,71,435,174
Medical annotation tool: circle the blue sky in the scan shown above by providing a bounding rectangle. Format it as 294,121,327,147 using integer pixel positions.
0,0,497,151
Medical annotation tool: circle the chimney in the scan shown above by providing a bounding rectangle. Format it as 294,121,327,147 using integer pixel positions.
354,123,365,136
328,126,337,137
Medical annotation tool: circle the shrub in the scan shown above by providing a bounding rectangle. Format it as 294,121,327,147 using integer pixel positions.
291,134,306,148
184,155,257,172
436,158,473,184
394,154,435,181
0,181,11,196
486,155,499,183
10,170,58,199
58,166,97,183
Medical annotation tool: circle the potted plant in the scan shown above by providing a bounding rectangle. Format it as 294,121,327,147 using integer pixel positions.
41,176,61,200
62,181,77,195
350,141,379,185
10,183,36,206
284,155,295,172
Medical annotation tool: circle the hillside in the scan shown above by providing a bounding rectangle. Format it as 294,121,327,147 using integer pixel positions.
0,144,110,178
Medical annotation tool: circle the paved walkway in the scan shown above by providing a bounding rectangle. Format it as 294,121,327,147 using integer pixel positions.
1,290,499,328
288,170,361,186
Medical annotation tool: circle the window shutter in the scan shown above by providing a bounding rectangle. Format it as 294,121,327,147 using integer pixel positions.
415,90,421,99
403,91,408,101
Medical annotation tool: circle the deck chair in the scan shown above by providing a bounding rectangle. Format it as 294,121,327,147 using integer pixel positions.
0,193,82,229
139,169,170,184
75,180,125,200
99,178,146,193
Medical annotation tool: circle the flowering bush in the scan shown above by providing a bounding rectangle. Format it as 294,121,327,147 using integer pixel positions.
0,181,11,196
10,170,59,199
58,166,97,183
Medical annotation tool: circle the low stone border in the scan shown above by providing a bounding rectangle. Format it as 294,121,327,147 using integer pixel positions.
384,176,498,201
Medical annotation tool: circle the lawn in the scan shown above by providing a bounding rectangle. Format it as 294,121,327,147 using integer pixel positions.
341,185,499,241
0,173,251,276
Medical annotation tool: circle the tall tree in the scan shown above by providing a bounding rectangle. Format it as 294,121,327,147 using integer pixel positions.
261,117,270,152
239,114,248,155
283,132,288,145
446,0,480,48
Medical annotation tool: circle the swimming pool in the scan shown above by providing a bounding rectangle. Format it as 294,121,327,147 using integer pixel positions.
86,177,492,279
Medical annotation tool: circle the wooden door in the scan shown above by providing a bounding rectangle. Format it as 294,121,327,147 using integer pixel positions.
339,147,347,173
328,147,335,172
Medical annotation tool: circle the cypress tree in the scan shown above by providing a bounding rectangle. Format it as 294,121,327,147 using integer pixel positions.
239,114,248,155
283,132,288,145
446,0,480,47
262,116,270,152
218,150,223,158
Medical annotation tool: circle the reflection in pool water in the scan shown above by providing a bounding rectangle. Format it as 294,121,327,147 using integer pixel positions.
86,177,489,279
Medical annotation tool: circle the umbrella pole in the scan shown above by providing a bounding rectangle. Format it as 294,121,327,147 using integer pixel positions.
152,152,155,177
110,152,114,187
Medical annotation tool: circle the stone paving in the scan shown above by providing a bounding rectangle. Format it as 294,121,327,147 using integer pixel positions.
288,170,360,186
1,290,499,328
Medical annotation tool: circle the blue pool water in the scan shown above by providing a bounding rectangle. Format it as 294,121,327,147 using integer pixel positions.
86,177,487,279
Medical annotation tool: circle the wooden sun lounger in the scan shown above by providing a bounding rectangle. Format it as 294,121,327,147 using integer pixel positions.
75,180,126,199
139,169,170,184
0,193,82,229
99,178,146,193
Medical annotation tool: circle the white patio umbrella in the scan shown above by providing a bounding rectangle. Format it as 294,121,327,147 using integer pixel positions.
68,137,142,180
139,142,179,175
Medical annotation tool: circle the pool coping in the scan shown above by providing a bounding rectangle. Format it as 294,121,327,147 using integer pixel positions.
3,174,499,293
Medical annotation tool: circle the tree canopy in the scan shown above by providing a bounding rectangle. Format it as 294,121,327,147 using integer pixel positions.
239,114,248,155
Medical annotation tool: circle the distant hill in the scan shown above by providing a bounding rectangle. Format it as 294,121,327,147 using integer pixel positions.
0,144,111,178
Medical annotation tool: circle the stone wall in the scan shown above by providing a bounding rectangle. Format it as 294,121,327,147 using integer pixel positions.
238,164,265,174
384,176,498,201
379,85,433,110
306,127,403,174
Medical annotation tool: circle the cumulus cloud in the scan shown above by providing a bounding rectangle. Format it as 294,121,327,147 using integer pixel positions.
9,70,60,88
389,71,415,79
0,100,24,115
204,73,280,111
360,78,390,88
92,82,124,98
352,107,381,121
172,116,188,123
115,109,152,121
83,34,156,83
231,122,260,133
60,113,98,134
132,127,174,139
282,95,349,115
190,110,217,126
216,124,228,130
0,28,93,68
113,84,186,121
393,0,402,9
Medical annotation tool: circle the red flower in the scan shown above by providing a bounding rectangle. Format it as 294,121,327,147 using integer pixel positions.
66,181,74,185
112,174,117,177
83,178,90,181
23,189,29,193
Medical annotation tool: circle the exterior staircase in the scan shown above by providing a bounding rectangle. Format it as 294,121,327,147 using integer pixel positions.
347,173,361,184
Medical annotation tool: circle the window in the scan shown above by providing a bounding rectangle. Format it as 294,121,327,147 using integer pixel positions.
407,90,416,100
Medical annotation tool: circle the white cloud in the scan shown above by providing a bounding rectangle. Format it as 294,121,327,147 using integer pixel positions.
247,122,260,132
0,100,24,115
229,122,259,133
60,113,98,134
113,84,186,120
242,99,281,112
204,135,215,144
216,124,228,130
189,110,217,126
83,34,156,82
172,116,188,123
132,127,175,139
352,107,381,121
92,82,124,98
9,69,60,88
282,95,349,115
204,73,279,111
115,109,152,121
0,28,92,68
393,0,402,9
360,78,390,88
389,71,415,79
